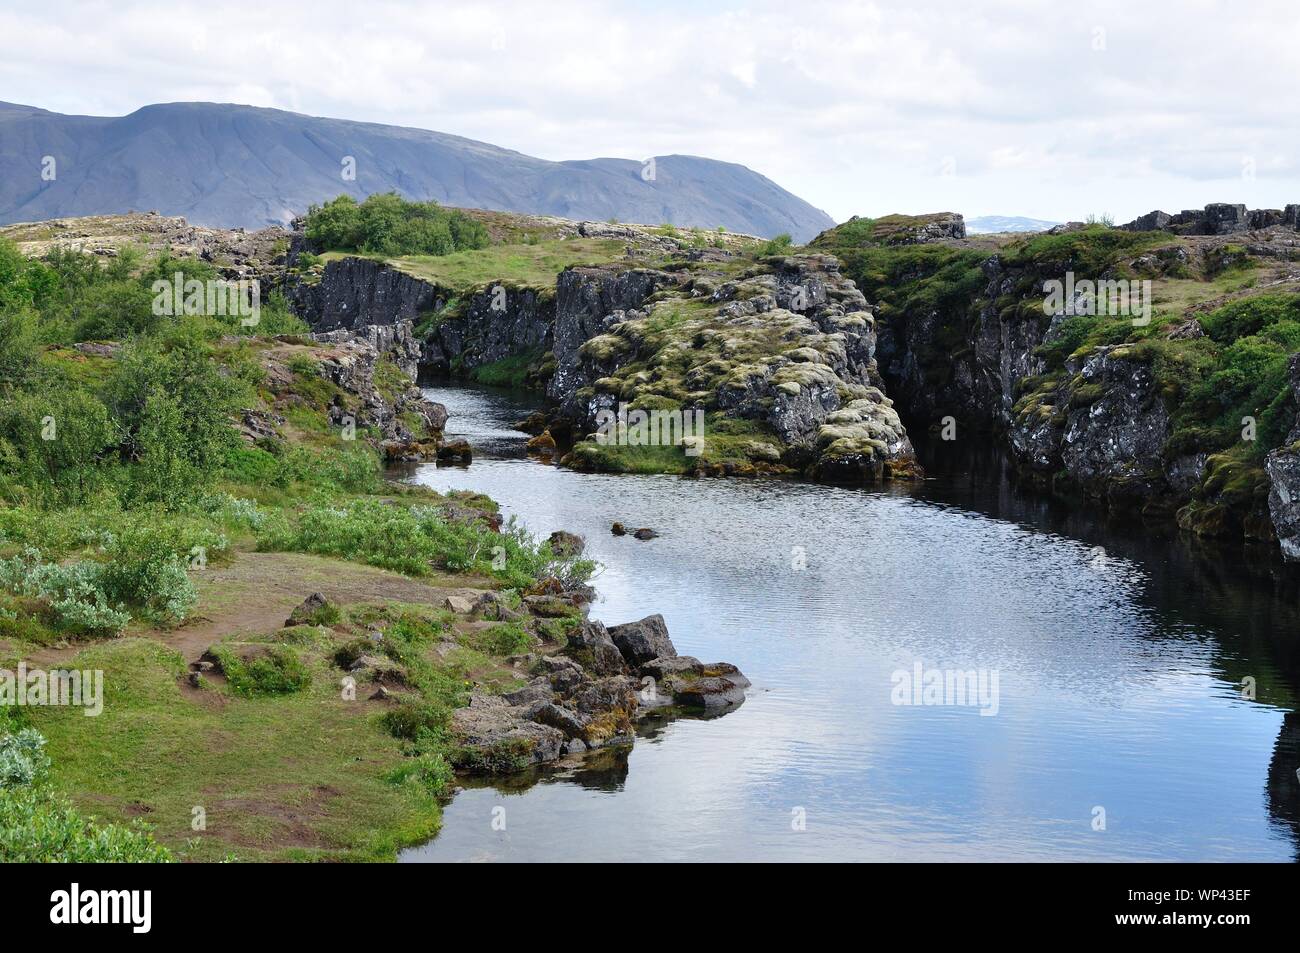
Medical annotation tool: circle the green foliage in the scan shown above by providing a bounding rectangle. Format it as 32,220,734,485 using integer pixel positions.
214,644,312,696
759,233,794,256
0,728,51,787
999,226,1167,275
0,383,116,503
1199,293,1300,344
468,350,540,388
105,333,246,503
460,622,533,656
0,309,37,390
257,499,594,587
0,728,170,862
304,193,490,258
0,548,131,637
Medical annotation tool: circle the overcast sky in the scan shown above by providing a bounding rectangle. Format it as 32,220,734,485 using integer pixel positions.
2,0,1297,224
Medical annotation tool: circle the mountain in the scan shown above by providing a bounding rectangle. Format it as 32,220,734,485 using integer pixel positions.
0,101,833,240
966,215,1060,234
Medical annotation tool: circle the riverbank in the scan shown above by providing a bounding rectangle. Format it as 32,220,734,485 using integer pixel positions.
0,228,749,859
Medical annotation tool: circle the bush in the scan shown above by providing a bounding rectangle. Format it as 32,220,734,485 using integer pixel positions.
0,729,50,788
381,700,450,741
214,644,312,696
461,622,533,656
99,527,198,625
0,728,171,862
105,334,246,501
304,193,490,258
759,233,794,256
0,385,117,503
0,548,130,637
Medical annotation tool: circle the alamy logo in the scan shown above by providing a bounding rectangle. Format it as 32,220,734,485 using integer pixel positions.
890,660,1000,716
50,884,151,933
1043,271,1151,327
594,403,706,456
0,663,103,716
152,272,261,327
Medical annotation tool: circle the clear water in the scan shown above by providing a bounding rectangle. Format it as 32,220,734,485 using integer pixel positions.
397,383,1300,862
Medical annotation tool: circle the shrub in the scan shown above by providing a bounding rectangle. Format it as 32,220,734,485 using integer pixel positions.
214,644,311,696
0,385,117,503
99,527,198,625
759,233,794,255
461,622,533,656
0,548,130,637
381,700,450,741
0,728,171,862
105,334,246,499
304,193,490,258
0,728,50,788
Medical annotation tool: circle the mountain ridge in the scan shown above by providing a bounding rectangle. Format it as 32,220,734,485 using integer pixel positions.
0,101,834,240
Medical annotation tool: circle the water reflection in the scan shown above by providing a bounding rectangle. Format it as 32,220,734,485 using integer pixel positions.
397,384,1300,862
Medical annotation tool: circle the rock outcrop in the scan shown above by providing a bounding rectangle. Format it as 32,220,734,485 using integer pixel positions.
1121,203,1300,235
450,613,748,772
553,253,917,482
1266,355,1300,559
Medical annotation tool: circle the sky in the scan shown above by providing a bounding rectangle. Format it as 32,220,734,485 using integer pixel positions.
2,0,1298,224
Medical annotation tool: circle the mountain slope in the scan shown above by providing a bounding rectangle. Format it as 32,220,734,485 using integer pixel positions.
0,102,833,240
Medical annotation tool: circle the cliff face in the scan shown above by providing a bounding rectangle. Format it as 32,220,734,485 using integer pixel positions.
289,256,439,332
286,233,917,483
280,207,1300,560
818,214,1300,555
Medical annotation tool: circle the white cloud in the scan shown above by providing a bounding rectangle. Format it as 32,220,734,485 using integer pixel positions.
1,0,1298,223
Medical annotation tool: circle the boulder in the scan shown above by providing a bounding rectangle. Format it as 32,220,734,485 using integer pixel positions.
534,702,592,739
607,614,676,666
527,429,558,452
562,620,627,675
443,595,474,614
547,530,585,557
672,675,748,710
451,695,567,770
523,594,577,618
285,592,332,627
502,678,556,717
437,439,473,464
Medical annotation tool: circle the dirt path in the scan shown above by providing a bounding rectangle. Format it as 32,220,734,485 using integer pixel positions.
23,550,496,667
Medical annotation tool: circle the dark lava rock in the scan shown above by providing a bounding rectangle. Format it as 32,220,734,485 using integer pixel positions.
563,620,627,675
437,439,473,464
547,530,585,558
285,592,331,627
608,614,676,666
534,702,592,739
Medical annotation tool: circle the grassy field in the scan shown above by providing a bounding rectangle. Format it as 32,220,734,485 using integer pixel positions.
321,237,631,290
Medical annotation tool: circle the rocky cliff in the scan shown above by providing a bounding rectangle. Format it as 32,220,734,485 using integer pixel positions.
286,221,918,483
818,213,1300,555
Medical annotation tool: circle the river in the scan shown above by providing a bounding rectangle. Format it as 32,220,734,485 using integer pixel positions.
396,383,1300,862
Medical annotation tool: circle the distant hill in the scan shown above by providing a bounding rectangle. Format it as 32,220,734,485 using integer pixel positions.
0,101,834,240
966,215,1060,234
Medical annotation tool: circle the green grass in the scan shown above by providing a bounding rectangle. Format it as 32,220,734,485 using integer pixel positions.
468,350,543,388
323,237,629,291
24,639,442,861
